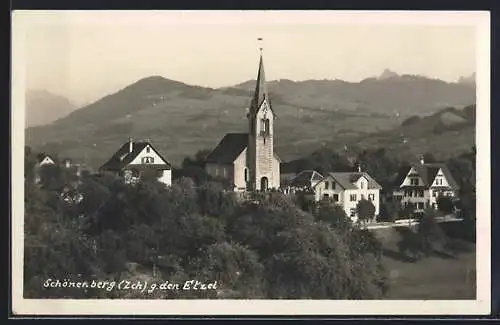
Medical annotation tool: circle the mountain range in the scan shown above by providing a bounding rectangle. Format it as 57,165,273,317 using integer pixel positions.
25,73,475,168
25,90,77,127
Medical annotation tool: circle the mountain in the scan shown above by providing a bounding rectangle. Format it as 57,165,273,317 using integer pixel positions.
378,69,399,80
336,105,476,161
233,74,475,116
25,90,77,127
458,73,476,86
25,75,475,168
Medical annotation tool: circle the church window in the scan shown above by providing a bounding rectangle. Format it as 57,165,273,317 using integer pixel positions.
265,119,270,134
244,168,248,182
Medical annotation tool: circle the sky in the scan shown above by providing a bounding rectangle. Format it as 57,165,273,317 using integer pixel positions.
15,11,479,106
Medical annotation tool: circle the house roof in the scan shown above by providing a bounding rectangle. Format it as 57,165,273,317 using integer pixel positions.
393,163,459,190
289,170,324,188
206,133,249,164
324,172,382,190
99,140,171,172
36,154,54,163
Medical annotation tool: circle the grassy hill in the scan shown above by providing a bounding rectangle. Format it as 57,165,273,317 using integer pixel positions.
25,75,475,169
373,224,475,299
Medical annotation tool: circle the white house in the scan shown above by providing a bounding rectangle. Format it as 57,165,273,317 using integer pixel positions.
205,52,281,192
37,155,55,166
391,157,459,212
99,138,172,186
288,169,382,221
33,154,56,184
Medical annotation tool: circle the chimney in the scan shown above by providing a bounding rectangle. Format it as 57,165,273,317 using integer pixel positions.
128,138,133,153
420,155,425,165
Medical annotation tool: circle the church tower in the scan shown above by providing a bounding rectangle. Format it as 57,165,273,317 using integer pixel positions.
246,52,276,191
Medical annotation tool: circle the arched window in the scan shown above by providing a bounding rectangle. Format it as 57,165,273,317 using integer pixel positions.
265,119,270,134
260,177,269,191
244,168,248,182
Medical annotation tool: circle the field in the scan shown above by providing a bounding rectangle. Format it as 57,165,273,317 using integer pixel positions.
374,225,476,300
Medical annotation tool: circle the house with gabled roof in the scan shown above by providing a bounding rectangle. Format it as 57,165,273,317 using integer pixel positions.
287,168,382,221
205,52,281,192
99,138,172,186
391,156,460,212
36,153,56,167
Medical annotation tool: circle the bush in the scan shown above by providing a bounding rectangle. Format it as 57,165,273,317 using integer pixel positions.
357,199,376,224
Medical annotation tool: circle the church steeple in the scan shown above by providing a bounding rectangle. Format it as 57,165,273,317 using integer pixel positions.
250,54,268,116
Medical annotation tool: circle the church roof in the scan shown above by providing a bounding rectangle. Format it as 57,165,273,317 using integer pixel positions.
206,133,249,164
99,140,172,172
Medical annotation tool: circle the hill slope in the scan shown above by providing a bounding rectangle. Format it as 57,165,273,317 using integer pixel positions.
25,90,77,127
25,75,475,168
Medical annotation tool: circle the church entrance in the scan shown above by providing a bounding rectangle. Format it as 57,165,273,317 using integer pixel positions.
260,177,269,191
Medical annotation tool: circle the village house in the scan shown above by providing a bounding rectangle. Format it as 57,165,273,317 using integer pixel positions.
286,168,382,221
391,156,460,212
205,52,281,192
33,153,56,184
99,138,172,186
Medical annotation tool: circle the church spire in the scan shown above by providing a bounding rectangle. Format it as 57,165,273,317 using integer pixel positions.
250,39,270,117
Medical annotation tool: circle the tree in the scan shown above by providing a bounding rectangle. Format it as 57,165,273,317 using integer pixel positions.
423,152,437,163
356,199,376,224
417,207,446,255
379,200,400,222
436,196,454,214
316,201,352,230
401,202,416,219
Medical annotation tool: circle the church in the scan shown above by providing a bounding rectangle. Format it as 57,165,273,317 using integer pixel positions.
205,53,281,192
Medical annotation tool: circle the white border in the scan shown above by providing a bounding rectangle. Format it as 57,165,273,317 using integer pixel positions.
11,10,491,316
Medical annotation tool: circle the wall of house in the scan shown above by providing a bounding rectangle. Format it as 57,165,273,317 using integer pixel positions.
158,169,172,186
431,169,451,187
342,188,380,220
400,189,430,211
314,176,380,219
314,177,344,204
128,144,168,166
401,167,425,186
271,155,281,189
233,148,247,191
